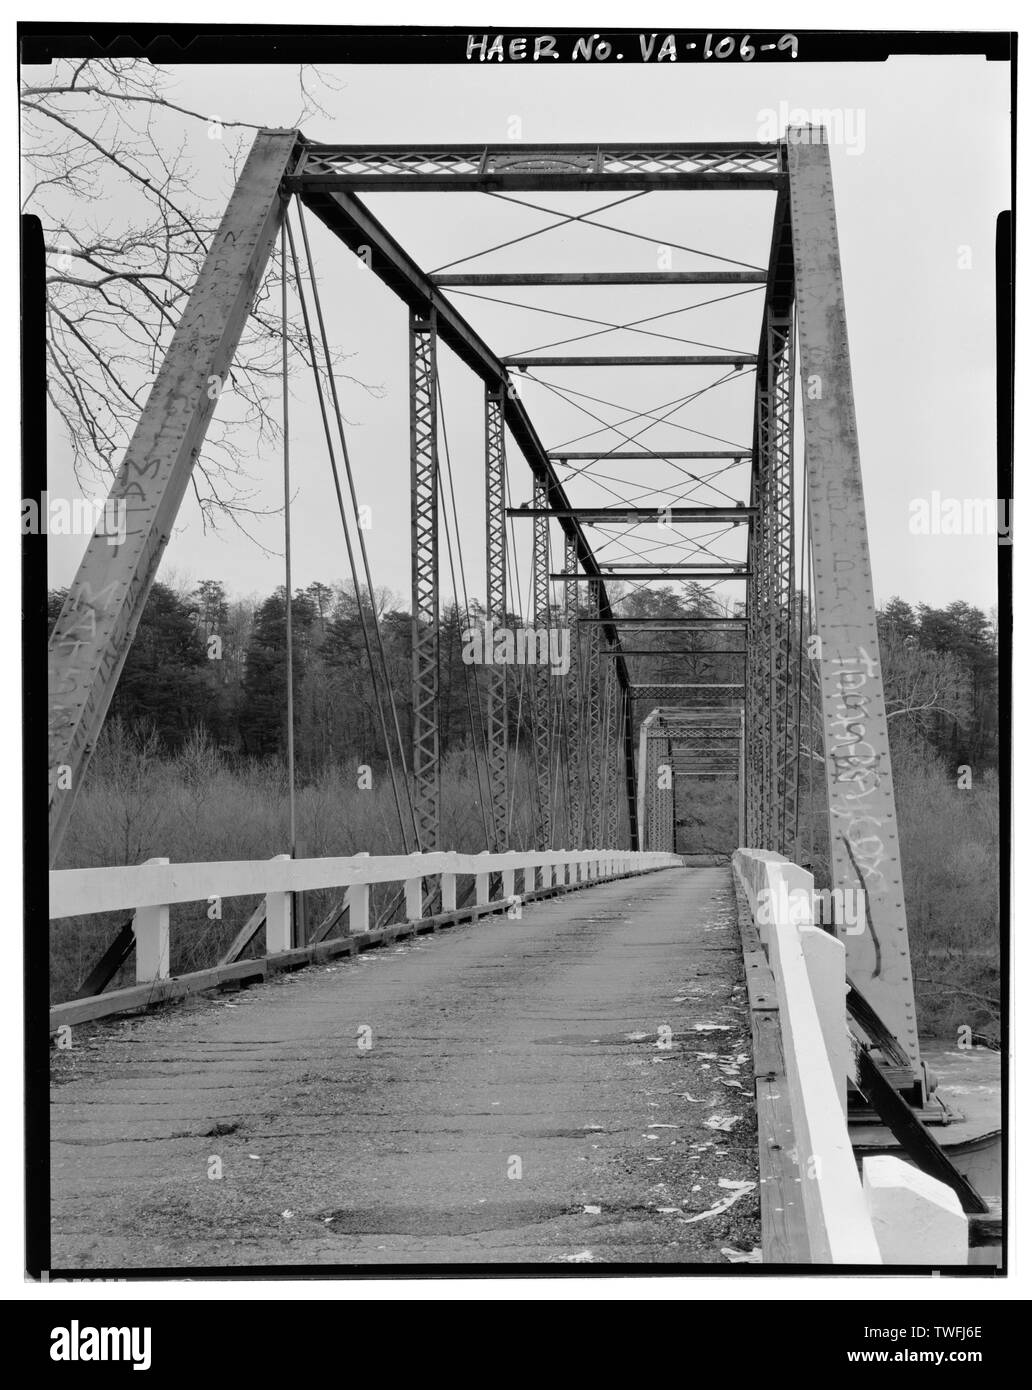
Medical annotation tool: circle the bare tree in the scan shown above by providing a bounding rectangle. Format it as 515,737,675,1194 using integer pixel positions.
22,58,375,532
881,628,970,735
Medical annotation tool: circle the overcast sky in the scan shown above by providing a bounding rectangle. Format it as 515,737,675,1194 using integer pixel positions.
37,53,1008,617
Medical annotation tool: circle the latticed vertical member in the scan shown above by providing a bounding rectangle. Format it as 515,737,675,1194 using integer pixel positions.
610,684,625,848
531,476,552,850
766,311,797,856
596,656,610,842
606,684,626,847
484,387,508,849
563,534,584,849
585,581,603,847
746,418,770,848
601,659,621,847
746,304,796,855
643,732,658,851
409,312,440,852
657,734,674,853
788,132,918,1065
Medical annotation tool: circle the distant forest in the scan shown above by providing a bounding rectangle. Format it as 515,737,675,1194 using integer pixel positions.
47,580,1001,1034
47,580,999,781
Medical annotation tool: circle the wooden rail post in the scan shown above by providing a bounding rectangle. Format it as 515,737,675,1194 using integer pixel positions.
440,868,457,912
501,856,516,901
475,853,491,907
265,854,293,953
348,852,370,934
133,857,170,983
405,873,422,922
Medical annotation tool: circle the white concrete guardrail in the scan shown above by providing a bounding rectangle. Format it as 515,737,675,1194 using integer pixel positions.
733,849,968,1267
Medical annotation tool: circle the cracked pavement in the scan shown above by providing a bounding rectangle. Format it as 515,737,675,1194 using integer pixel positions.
50,866,760,1269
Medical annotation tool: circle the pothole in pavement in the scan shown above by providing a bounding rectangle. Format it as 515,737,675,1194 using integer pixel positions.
310,1198,661,1236
311,1201,568,1236
532,1030,734,1047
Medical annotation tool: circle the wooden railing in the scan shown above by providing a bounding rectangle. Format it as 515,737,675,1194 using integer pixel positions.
50,849,682,1029
733,849,970,1267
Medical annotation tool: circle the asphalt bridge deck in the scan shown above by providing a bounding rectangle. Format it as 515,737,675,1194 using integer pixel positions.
50,866,760,1269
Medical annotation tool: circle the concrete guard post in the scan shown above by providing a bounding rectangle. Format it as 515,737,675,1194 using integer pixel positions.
863,1155,969,1266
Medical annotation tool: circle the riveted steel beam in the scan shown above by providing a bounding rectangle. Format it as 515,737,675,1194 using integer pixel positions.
47,129,302,864
788,130,918,1066
293,142,783,192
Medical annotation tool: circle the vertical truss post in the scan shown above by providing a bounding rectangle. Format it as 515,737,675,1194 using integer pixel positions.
636,710,654,849
738,706,747,846
585,581,603,847
657,734,674,853
639,721,673,854
598,657,611,844
788,130,919,1067
746,173,797,858
747,407,772,846
563,535,584,849
409,311,440,852
623,681,640,851
643,728,658,851
531,477,552,850
767,309,797,856
484,387,508,850
602,662,621,847
47,129,300,863
610,686,627,848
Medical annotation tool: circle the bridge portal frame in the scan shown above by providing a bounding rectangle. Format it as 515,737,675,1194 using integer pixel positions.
45,129,916,1071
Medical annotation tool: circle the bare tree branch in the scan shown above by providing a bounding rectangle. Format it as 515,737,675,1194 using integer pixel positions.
22,58,379,526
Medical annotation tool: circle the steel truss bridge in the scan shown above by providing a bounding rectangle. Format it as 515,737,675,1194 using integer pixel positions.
45,131,996,1266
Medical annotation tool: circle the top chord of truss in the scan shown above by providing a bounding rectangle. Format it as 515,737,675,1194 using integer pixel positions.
292,143,783,191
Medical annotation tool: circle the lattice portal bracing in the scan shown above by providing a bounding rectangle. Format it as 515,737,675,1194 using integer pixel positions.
293,143,782,191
